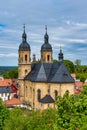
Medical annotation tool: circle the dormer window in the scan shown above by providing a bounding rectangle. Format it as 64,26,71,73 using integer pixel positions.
63,73,68,77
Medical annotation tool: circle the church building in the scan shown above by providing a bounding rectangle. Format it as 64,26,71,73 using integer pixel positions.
18,25,75,110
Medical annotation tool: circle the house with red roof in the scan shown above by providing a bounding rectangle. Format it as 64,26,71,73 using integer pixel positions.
0,77,18,101
74,81,83,94
3,98,22,108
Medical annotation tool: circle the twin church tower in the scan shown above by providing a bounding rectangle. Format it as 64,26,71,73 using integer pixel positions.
18,25,63,79
18,25,74,110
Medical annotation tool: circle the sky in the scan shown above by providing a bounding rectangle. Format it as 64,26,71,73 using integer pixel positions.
0,0,87,66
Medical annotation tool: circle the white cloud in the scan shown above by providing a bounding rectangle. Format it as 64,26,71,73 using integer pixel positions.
0,53,17,57
0,45,17,49
0,0,87,65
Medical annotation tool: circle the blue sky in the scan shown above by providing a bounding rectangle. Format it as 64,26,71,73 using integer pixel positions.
0,0,87,66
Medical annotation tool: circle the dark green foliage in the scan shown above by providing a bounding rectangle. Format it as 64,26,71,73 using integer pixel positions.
3,68,18,79
64,60,75,73
3,107,28,130
2,85,87,130
53,59,58,63
0,99,9,130
76,73,86,82
0,66,17,76
3,108,56,130
75,66,87,82
55,86,87,130
75,66,87,73
75,59,81,67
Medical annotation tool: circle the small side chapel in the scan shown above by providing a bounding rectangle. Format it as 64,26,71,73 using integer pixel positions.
18,25,75,110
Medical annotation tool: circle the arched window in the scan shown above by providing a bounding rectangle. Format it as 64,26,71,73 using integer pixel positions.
55,90,58,100
47,55,50,62
25,54,27,61
25,69,27,74
37,89,41,101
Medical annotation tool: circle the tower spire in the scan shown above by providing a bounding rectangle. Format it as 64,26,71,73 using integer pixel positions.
44,25,49,43
58,44,64,62
45,25,47,34
23,24,25,33
22,24,27,43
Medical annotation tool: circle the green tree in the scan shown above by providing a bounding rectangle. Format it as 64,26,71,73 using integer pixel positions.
4,108,56,130
0,99,9,130
75,59,81,67
53,59,58,63
3,68,18,79
26,109,56,130
64,60,75,73
55,86,87,130
4,107,28,130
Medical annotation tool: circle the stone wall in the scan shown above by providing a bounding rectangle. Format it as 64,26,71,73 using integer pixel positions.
19,81,74,110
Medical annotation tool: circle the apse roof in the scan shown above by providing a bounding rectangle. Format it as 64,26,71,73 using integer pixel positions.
39,94,55,103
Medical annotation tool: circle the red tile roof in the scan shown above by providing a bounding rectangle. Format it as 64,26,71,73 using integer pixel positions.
3,98,22,107
0,78,18,93
0,78,12,86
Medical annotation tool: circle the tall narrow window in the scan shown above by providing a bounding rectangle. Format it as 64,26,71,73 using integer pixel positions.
47,55,50,61
30,87,32,97
25,69,27,75
37,89,41,101
25,54,27,61
55,90,58,100
26,86,27,97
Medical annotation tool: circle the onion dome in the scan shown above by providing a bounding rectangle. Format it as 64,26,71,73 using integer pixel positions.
19,24,30,51
58,45,64,61
41,25,52,51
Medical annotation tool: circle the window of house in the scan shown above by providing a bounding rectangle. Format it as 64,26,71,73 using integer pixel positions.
37,89,41,101
5,93,7,97
63,73,68,78
8,95,10,100
1,93,3,97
